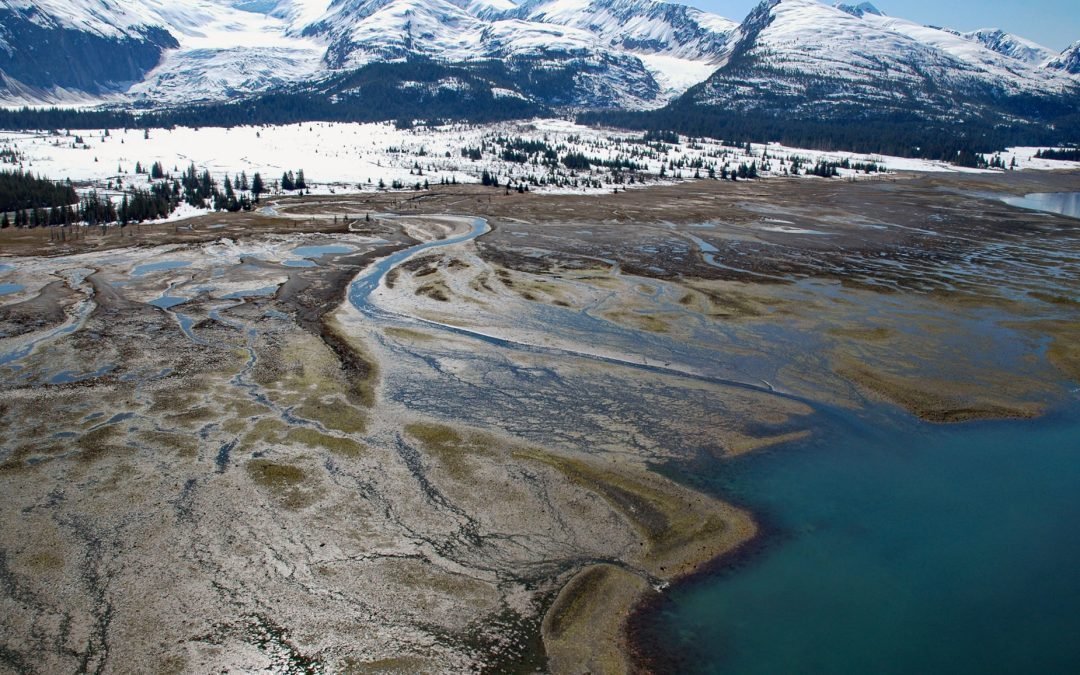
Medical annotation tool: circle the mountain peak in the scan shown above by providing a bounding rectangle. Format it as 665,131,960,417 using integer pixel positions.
835,2,882,18
1046,39,1080,74
959,27,1056,66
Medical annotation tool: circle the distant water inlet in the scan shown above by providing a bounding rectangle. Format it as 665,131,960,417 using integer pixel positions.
1001,192,1080,219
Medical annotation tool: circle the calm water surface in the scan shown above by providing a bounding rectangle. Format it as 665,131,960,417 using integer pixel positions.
1001,192,1080,219
645,402,1080,674
130,260,191,277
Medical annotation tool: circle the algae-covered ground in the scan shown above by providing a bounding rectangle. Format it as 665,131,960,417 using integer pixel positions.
0,171,1077,673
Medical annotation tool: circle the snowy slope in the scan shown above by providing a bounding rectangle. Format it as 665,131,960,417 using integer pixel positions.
0,1,179,98
0,0,164,39
303,0,488,67
506,0,737,59
691,0,1078,117
1046,40,1080,75
834,3,1058,69
0,0,328,103
857,11,1073,94
960,29,1056,67
297,0,716,106
129,0,325,103
498,0,737,98
0,0,740,107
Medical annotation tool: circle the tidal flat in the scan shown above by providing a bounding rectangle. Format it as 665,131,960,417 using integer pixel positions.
0,171,1078,673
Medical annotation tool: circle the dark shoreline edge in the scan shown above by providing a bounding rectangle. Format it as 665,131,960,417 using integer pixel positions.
625,495,785,673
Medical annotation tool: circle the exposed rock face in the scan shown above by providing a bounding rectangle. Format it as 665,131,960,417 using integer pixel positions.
0,6,177,93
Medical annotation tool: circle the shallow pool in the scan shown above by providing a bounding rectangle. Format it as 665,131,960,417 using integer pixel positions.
1001,192,1080,219
130,260,191,277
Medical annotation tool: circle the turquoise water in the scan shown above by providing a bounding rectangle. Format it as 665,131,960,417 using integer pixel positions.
149,295,187,309
292,244,356,258
130,260,191,277
642,402,1080,674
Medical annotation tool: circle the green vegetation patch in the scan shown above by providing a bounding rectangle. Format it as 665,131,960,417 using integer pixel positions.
416,282,450,302
406,422,498,480
323,317,380,408
516,450,731,568
24,551,64,571
287,427,365,458
828,326,895,341
544,565,612,641
246,459,306,486
295,397,367,435
138,430,199,458
165,405,217,427
239,418,288,452
75,425,130,464
384,327,437,342
245,458,316,509
342,656,432,674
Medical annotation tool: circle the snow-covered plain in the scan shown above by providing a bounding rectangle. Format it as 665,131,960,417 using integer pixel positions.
1,119,1076,202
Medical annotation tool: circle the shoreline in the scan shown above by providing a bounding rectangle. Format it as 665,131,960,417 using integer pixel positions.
620,400,1080,674
2,170,1077,671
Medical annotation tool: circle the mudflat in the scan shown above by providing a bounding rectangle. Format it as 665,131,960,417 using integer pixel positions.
0,169,1077,672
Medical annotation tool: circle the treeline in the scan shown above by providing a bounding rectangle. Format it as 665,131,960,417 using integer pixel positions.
578,101,1080,162
0,169,77,212
1035,147,1080,161
1,162,291,229
3,186,172,229
0,61,546,131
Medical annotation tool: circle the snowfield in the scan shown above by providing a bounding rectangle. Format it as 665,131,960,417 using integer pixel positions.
0,119,1076,205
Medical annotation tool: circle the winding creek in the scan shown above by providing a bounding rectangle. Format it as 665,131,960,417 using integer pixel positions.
348,217,808,403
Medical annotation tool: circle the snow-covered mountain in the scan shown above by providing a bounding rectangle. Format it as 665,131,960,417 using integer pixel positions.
0,0,328,104
0,0,739,107
686,0,1078,122
0,0,1075,129
1046,40,1080,75
296,0,737,106
959,29,1057,67
0,0,178,97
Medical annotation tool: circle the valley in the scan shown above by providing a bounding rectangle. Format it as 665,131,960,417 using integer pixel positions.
1,166,1077,672
0,0,1078,672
